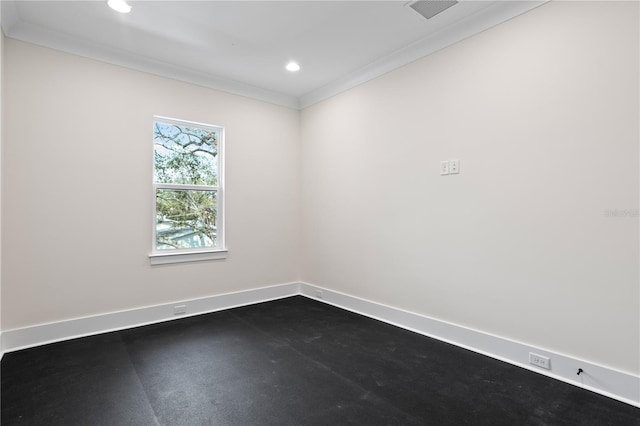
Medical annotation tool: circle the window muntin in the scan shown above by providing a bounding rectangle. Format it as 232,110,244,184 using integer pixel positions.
152,117,224,255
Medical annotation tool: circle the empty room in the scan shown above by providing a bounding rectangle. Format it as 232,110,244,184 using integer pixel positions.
0,0,638,424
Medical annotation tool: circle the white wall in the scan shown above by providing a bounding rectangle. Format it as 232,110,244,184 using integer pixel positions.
2,40,300,329
2,0,638,382
0,7,4,338
300,1,639,375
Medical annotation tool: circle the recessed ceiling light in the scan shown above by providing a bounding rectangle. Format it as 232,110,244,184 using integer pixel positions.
107,0,132,14
286,62,301,72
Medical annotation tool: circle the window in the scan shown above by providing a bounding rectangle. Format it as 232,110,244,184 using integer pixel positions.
149,116,226,264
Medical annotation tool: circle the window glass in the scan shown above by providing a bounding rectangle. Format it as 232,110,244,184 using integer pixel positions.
154,122,218,186
151,117,224,256
155,189,217,250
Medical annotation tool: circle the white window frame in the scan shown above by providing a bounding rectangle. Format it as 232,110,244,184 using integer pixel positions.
149,116,227,265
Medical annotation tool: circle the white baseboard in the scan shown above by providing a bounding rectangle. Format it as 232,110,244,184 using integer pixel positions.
1,280,638,408
1,282,300,353
298,282,640,408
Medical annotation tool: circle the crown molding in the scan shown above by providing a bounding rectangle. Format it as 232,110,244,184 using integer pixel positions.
300,1,546,109
1,1,545,111
1,4,300,109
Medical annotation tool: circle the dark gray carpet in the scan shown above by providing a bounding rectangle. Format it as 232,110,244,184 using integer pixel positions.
2,296,639,425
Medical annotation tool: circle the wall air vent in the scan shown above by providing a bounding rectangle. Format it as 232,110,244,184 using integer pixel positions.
408,0,459,20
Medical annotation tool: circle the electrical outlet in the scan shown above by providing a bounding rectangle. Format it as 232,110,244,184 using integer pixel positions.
173,305,186,315
449,159,460,174
440,161,450,175
529,352,550,369
315,290,323,299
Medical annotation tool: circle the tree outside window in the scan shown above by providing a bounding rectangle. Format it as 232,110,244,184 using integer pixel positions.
152,118,224,252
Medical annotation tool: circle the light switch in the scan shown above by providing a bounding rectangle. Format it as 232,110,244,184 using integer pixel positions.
449,159,460,174
440,161,450,175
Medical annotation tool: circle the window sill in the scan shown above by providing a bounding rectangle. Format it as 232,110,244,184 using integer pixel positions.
149,249,228,265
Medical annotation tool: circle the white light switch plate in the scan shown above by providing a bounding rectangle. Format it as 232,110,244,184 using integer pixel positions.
449,159,460,174
440,161,450,175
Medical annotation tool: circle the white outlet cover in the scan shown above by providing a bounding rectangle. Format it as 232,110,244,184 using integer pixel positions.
529,352,550,369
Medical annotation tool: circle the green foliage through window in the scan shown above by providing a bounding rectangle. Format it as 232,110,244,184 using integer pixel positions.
154,123,218,186
153,120,221,251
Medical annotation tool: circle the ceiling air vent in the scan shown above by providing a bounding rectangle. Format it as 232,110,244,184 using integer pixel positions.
408,0,459,20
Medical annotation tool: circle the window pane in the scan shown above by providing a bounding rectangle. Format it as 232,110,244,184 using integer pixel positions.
156,189,217,250
154,121,218,186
